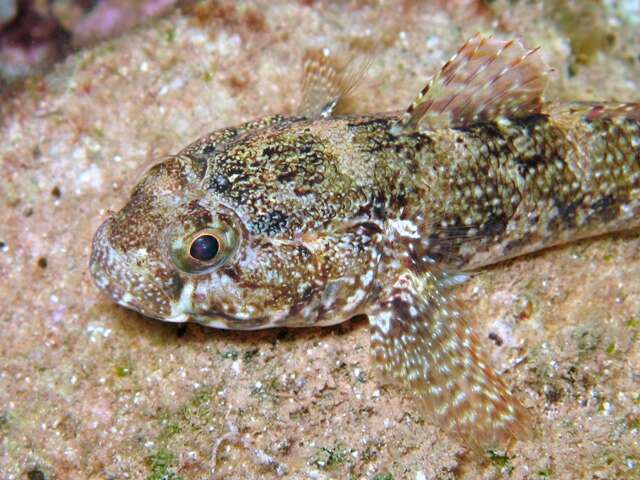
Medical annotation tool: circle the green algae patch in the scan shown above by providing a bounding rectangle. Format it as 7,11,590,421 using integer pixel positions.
312,443,354,471
146,449,183,480
158,419,183,443
535,468,552,479
486,449,514,476
143,385,225,477
373,474,394,480
164,27,176,44
625,317,639,329
115,365,133,377
487,449,511,467
219,348,239,360
571,324,603,358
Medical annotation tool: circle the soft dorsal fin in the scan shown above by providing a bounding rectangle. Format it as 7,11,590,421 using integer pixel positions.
297,48,369,118
548,101,640,122
391,34,550,134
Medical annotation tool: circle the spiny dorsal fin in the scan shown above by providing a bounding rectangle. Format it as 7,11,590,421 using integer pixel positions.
391,34,550,134
297,48,369,118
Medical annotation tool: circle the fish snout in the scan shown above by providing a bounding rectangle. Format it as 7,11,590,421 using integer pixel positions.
89,218,175,320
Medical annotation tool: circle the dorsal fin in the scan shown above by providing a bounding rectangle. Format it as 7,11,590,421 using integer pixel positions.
391,34,550,134
548,101,640,122
297,48,369,118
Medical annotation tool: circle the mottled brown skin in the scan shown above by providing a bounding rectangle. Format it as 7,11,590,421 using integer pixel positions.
89,35,640,448
92,114,388,328
90,104,640,445
391,109,640,270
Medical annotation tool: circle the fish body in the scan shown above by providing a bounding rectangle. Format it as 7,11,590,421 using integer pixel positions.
90,35,640,447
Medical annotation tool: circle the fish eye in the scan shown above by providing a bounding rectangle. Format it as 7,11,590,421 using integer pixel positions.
171,220,239,274
189,233,220,262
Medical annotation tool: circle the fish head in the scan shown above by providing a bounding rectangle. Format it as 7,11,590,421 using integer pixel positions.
90,130,382,328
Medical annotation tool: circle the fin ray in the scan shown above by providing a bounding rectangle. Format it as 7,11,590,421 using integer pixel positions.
297,48,370,118
369,267,530,449
547,101,640,121
392,34,550,133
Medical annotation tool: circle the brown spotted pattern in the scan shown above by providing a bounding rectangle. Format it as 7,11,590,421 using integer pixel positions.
90,34,640,449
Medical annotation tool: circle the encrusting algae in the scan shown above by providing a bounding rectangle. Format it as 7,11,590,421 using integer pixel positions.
89,34,640,450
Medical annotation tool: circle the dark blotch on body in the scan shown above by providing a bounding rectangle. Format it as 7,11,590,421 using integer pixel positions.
481,212,509,237
515,153,545,178
211,174,231,192
553,198,582,229
223,264,242,281
202,143,216,155
589,193,616,220
250,210,288,235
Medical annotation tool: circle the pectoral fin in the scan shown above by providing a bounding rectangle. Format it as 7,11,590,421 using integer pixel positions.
369,267,530,449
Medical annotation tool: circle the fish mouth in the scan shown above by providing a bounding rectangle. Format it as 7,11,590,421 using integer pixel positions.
90,219,288,330
161,304,274,329
165,289,277,330
184,311,280,330
90,221,260,328
161,312,190,323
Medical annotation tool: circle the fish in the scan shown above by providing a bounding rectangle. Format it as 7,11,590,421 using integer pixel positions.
89,34,640,449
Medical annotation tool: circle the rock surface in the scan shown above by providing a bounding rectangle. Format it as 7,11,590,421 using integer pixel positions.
1,1,639,478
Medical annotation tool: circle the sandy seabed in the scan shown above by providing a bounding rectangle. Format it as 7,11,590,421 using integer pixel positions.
1,1,639,478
